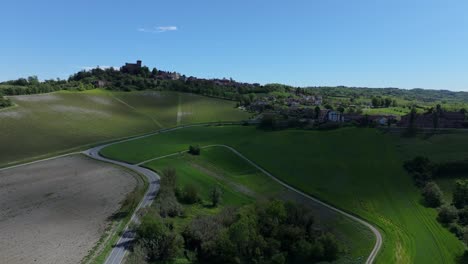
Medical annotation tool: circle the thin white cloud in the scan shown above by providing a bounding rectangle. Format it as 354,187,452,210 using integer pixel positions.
138,26,178,33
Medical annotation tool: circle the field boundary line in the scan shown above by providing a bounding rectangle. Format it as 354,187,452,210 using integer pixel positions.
0,121,251,169
110,93,164,128
0,152,81,172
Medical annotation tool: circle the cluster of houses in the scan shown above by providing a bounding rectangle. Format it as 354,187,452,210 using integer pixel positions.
249,95,323,112
318,110,396,125
286,94,323,107
284,108,466,128
272,107,396,126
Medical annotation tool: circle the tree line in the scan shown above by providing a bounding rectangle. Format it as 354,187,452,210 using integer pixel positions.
127,168,340,264
404,157,468,247
0,75,94,96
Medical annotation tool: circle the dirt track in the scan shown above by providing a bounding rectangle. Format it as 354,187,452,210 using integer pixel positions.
0,155,137,264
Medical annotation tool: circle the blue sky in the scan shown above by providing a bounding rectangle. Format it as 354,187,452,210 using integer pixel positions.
1,0,468,91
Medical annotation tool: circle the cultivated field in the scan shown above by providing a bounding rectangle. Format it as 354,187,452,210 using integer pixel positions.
0,155,137,264
0,89,248,166
102,125,465,263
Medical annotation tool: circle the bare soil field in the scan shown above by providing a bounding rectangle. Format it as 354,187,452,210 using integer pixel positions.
0,155,137,264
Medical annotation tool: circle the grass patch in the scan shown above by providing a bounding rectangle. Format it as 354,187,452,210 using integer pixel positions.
125,145,373,262
103,125,466,263
0,90,248,166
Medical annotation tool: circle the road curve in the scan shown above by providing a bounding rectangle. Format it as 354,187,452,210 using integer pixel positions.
82,145,160,264
0,122,382,264
200,145,382,264
87,127,382,264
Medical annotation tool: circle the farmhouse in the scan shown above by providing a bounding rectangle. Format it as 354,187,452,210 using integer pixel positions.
320,110,344,123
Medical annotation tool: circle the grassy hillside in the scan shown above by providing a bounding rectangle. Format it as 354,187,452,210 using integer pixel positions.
142,147,374,263
0,90,249,166
102,126,465,263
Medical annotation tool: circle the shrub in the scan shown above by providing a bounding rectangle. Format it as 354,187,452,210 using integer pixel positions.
449,223,464,239
454,180,468,209
438,205,458,224
0,96,12,108
178,184,200,204
459,207,468,226
154,168,184,217
188,145,201,155
318,233,340,262
136,215,183,261
403,156,434,187
422,182,444,207
210,185,222,207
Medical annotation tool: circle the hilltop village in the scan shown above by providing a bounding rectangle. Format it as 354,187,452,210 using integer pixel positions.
2,60,468,130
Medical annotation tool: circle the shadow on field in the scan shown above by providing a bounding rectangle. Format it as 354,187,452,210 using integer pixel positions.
457,251,468,264
108,211,129,221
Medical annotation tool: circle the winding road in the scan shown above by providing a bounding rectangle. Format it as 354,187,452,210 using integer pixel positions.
82,129,382,264
0,123,382,264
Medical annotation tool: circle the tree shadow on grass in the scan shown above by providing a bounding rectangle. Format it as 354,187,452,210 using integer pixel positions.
107,211,129,221
456,251,468,264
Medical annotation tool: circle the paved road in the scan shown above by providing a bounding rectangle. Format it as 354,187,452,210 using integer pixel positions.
86,128,382,264
82,146,160,264
0,121,382,264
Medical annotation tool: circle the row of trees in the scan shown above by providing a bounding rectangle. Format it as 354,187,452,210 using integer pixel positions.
182,201,339,264
371,97,397,108
0,76,95,96
132,200,339,264
129,167,339,264
404,157,468,245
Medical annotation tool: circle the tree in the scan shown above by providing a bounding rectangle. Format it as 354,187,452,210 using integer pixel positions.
438,205,458,224
27,75,39,85
151,67,158,77
210,185,222,207
454,180,468,209
384,98,392,108
318,233,340,261
463,228,468,245
179,184,200,204
136,215,183,261
458,207,468,226
188,145,201,155
409,108,417,127
403,156,434,187
314,106,321,119
422,182,443,207
371,97,382,108
436,104,442,114
432,111,439,129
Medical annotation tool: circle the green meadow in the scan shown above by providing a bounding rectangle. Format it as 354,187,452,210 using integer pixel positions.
102,125,466,263
0,89,248,166
143,147,374,263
